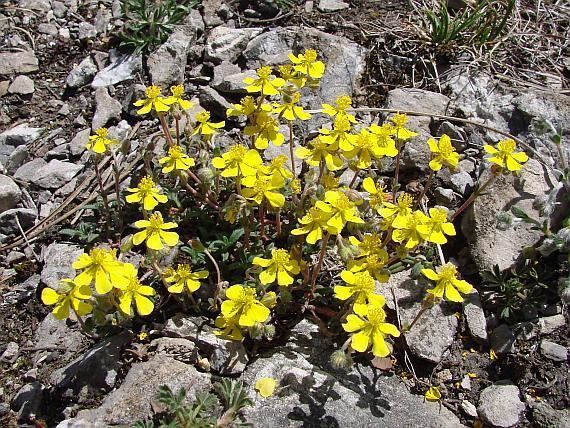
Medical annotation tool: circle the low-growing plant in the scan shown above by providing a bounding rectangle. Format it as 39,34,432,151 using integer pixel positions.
120,0,199,53
134,380,252,427
41,51,532,377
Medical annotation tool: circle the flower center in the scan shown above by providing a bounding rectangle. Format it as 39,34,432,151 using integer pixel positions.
397,193,413,209
430,209,448,223
368,307,387,325
304,50,318,62
353,272,375,292
271,249,290,266
334,116,351,132
354,132,374,149
148,213,165,230
438,264,457,281
359,234,382,254
252,178,270,194
168,146,184,159
500,139,516,154
138,176,156,193
270,155,287,168
95,128,108,138
89,248,108,264
227,145,248,161
334,194,353,211
196,111,211,123
391,113,408,128
176,264,191,280
336,95,351,110
170,84,185,97
257,66,272,79
237,287,257,304
145,85,162,100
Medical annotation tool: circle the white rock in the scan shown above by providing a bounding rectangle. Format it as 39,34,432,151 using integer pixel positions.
0,174,22,213
29,159,83,189
540,340,568,362
478,382,525,428
463,291,488,344
66,56,97,88
539,314,565,334
91,51,142,88
205,26,263,64
8,75,34,95
78,22,97,40
0,51,39,75
317,0,349,12
92,87,122,129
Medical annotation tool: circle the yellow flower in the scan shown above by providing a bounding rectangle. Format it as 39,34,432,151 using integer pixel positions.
320,115,355,149
193,111,225,136
220,284,271,327
484,139,528,171
41,279,93,320
322,95,355,123
290,178,302,194
244,66,285,96
165,264,209,294
159,145,196,173
362,177,390,212
241,173,285,208
165,85,194,110
321,172,340,190
421,263,473,302
335,271,386,304
86,128,116,154
72,248,128,294
425,386,441,402
244,112,285,150
428,134,459,171
342,302,400,357
390,113,418,140
133,212,179,251
379,193,414,227
348,233,384,257
274,92,311,121
212,144,263,178
278,64,306,88
288,49,325,79
215,314,244,341
315,190,364,232
296,137,343,171
133,85,173,115
126,176,168,211
253,248,300,286
262,155,293,180
118,263,156,316
416,207,455,245
342,129,382,170
368,123,398,157
392,210,429,249
347,250,390,282
227,96,269,117
291,206,335,244
255,377,277,398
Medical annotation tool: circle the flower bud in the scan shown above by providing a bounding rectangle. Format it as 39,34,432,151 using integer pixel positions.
263,324,276,339
249,322,265,340
197,167,215,184
330,349,353,370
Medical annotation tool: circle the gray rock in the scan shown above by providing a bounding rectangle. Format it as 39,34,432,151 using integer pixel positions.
37,23,58,36
437,121,467,151
0,51,39,75
0,174,22,213
66,56,97,88
147,15,199,88
52,1,67,18
94,8,112,34
69,128,91,156
462,159,554,271
50,332,133,400
0,80,9,96
29,159,83,189
540,340,567,362
539,314,565,334
434,186,455,204
206,26,263,64
376,269,426,310
91,51,142,88
212,69,256,94
78,22,97,40
202,0,225,27
92,87,122,129
59,27,70,41
241,349,463,427
6,145,30,174
40,242,82,288
150,337,197,363
529,400,570,428
438,169,474,195
13,158,47,181
0,208,36,237
199,86,232,116
0,341,19,363
162,314,248,375
70,355,211,426
463,291,488,344
211,61,242,87
0,273,40,307
11,381,45,421
8,75,34,95
385,88,450,170
317,0,349,12
461,399,478,418
18,0,51,11
0,123,43,158
490,324,516,355
478,382,525,427
33,313,86,365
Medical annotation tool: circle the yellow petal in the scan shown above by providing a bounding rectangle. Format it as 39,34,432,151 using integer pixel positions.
425,386,441,402
255,377,277,398
41,287,61,305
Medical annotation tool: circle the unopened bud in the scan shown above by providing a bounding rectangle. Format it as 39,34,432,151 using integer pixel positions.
197,167,215,184
330,349,353,370
249,322,265,340
263,324,276,339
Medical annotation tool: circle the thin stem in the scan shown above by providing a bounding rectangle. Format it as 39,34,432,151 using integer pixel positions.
203,247,223,309
174,116,181,146
288,120,296,175
242,206,251,250
110,151,123,238
393,138,402,202
451,173,497,221
94,154,111,237
276,209,282,235
310,233,330,298
259,203,266,239
159,113,174,147
180,173,219,210
348,170,359,188
414,169,434,209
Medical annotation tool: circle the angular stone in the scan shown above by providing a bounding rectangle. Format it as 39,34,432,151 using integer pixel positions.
539,314,565,334
529,400,570,428
66,56,97,88
211,61,242,89
212,69,256,94
33,313,86,365
91,51,142,88
13,158,47,181
50,332,133,400
78,22,97,40
70,356,211,426
92,87,122,129
37,23,58,36
0,341,19,363
463,291,488,344
462,158,554,271
199,86,232,117
40,242,83,288
490,324,516,355
0,123,43,149
206,26,263,64
150,337,197,364
29,159,83,189
18,0,51,12
540,340,567,362
69,128,91,156
478,382,525,428
0,51,39,75
8,75,34,95
0,174,22,213
0,208,36,237
317,0,349,12
11,381,45,421
5,145,30,174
